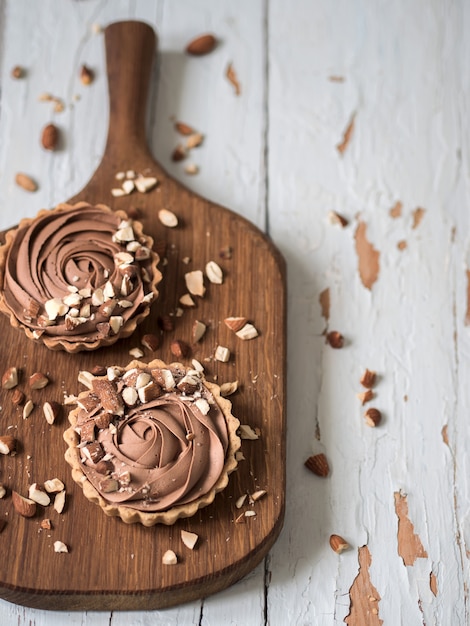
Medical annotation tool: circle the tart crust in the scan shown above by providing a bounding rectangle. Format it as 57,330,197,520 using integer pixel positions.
63,359,241,526
0,202,161,352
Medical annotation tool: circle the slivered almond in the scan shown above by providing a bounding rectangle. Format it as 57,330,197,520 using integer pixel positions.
175,121,195,135
158,208,178,228
220,381,239,397
54,490,66,514
29,372,49,390
44,478,65,493
2,367,18,389
215,345,230,362
12,491,36,517
192,320,207,343
205,261,223,284
28,483,51,506
0,435,16,455
43,400,61,424
235,323,258,340
181,530,199,550
179,293,196,307
92,379,124,416
135,176,158,193
239,424,259,440
162,549,178,565
185,270,205,297
251,490,267,502
224,317,247,332
186,133,204,149
141,334,160,351
235,494,247,508
53,540,69,553
23,400,34,419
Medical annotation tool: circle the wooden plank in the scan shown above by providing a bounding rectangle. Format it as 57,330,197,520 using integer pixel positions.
0,20,286,611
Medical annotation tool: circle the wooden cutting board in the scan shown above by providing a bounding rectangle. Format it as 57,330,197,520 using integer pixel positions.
0,21,286,611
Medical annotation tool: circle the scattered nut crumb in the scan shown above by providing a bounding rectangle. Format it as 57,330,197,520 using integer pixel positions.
172,145,187,162
23,400,34,419
11,65,24,79
215,345,230,363
220,381,239,397
175,121,195,135
364,407,382,427
239,424,259,440
162,549,178,565
181,530,199,550
158,208,178,228
328,210,349,227
53,540,69,554
184,163,199,175
80,64,94,85
356,389,374,405
360,369,376,389
326,330,344,349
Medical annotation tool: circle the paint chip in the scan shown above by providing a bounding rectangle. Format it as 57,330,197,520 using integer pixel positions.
394,491,428,566
344,546,382,625
389,201,403,219
354,220,380,290
337,113,355,154
412,207,426,229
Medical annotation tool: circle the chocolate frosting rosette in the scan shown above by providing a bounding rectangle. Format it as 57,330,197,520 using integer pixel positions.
0,202,161,352
63,359,241,526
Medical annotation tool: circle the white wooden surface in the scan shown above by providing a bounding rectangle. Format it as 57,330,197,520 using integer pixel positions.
0,1,469,624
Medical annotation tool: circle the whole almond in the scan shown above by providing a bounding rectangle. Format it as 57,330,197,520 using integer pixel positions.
329,534,349,554
175,121,195,136
326,330,344,349
41,123,59,151
185,33,217,56
15,172,38,192
80,64,94,85
364,407,382,427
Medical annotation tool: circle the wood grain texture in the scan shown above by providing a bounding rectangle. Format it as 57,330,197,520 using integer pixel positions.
2,0,470,624
0,20,286,611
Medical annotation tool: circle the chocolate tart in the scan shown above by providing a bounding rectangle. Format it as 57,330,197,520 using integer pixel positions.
0,202,161,352
63,359,240,526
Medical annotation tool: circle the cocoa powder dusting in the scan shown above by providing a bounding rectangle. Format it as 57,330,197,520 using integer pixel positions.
354,221,380,290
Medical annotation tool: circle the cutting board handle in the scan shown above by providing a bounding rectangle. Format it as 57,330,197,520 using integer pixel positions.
103,21,156,160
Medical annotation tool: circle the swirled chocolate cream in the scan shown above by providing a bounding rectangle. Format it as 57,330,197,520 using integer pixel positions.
0,202,161,352
64,359,240,526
